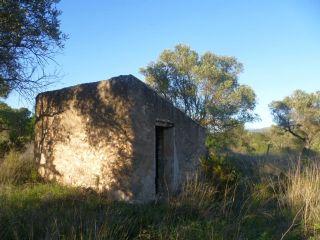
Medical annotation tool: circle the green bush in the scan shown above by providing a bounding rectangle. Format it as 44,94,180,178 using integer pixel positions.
0,139,10,159
199,151,258,189
201,154,239,185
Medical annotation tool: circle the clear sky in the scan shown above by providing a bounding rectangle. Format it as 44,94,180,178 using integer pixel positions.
6,0,320,129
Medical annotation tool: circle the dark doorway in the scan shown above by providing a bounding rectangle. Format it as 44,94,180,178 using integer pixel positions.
155,123,174,197
155,126,164,195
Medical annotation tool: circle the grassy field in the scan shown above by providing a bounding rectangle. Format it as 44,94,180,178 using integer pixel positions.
0,151,319,239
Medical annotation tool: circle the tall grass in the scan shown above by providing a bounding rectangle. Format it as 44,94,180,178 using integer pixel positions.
0,146,39,185
281,161,320,236
176,174,217,208
0,149,311,239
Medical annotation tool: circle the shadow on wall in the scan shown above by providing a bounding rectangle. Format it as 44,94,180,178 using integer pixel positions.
35,79,136,200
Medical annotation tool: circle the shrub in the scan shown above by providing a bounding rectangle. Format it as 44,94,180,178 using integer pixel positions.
0,139,10,159
201,154,238,184
0,148,39,185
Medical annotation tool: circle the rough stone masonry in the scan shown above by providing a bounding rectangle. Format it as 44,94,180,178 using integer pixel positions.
35,75,207,202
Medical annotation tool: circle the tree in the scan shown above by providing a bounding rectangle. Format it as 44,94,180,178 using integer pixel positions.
0,0,66,98
0,101,34,155
270,90,320,151
266,126,304,153
140,44,257,132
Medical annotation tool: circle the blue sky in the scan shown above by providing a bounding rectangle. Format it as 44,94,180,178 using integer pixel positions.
6,0,320,129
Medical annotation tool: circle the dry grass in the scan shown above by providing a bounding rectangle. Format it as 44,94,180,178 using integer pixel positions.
176,174,217,208
0,145,38,185
281,161,320,236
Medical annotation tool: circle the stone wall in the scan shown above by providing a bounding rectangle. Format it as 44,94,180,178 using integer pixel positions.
35,77,136,200
35,75,207,202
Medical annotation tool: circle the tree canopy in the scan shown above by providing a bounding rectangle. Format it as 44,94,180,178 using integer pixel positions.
140,44,256,132
0,101,34,154
0,0,66,98
270,90,320,150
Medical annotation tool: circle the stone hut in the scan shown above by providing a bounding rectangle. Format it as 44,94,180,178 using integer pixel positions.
35,75,207,202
